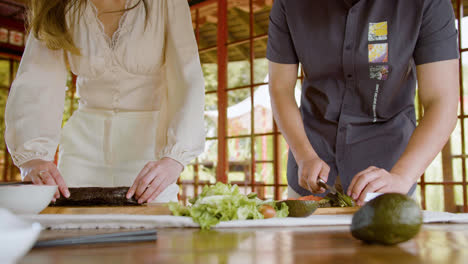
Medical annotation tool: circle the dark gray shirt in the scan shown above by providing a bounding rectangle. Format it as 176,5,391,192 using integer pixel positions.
266,0,459,196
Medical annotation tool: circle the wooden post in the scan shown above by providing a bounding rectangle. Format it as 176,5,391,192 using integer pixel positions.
442,140,456,212
2,59,14,181
69,74,77,115
457,0,467,213
217,0,228,183
194,8,200,197
249,0,256,193
273,122,280,200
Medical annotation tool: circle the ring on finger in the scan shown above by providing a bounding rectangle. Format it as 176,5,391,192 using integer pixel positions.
38,170,48,177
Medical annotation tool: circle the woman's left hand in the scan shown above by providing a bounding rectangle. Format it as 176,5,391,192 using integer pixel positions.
126,157,183,204
347,166,413,206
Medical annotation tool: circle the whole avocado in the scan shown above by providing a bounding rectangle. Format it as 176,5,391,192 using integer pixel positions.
351,193,422,245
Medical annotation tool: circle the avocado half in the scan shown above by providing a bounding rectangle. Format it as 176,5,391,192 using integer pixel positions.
351,193,423,245
276,200,319,217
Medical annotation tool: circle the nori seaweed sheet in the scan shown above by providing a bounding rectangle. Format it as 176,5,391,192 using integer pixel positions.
50,187,140,206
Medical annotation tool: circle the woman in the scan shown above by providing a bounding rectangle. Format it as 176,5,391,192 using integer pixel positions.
5,0,206,204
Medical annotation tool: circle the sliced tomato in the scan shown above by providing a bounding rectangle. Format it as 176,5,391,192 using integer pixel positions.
297,195,323,201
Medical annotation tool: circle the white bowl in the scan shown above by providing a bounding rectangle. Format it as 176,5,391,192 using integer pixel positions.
0,209,42,264
0,185,57,214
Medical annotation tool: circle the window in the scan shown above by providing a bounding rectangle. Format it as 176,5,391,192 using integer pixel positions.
416,0,468,212
1,1,467,212
182,0,293,202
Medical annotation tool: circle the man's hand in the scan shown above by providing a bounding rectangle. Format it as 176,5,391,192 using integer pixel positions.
269,61,329,194
127,157,183,204
21,159,70,201
347,166,413,206
297,157,330,193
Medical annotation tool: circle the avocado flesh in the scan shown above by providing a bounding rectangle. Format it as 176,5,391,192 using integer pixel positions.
324,192,355,207
351,193,422,245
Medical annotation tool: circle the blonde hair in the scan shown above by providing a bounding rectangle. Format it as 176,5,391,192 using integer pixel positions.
28,0,148,55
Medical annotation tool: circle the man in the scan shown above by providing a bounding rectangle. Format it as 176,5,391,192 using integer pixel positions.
267,0,459,205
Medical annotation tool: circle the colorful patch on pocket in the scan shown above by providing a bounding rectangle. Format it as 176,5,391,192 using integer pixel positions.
369,22,388,41
370,65,389,80
368,43,388,63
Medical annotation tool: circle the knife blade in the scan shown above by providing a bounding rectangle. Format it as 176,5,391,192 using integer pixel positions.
317,178,337,195
0,181,34,186
34,229,158,248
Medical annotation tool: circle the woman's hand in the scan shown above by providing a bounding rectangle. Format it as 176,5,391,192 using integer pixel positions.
347,166,413,206
127,157,183,204
20,159,70,201
297,156,330,194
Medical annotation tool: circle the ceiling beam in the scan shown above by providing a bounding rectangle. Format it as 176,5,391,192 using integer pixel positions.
230,7,267,51
197,32,218,63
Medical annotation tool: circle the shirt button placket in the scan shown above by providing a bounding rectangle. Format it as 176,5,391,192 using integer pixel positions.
336,6,358,173
109,56,120,111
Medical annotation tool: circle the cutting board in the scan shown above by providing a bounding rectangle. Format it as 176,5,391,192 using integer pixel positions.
41,204,359,215
314,207,360,215
40,204,172,215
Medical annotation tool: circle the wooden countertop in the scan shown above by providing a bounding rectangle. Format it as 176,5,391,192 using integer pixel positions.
18,224,468,264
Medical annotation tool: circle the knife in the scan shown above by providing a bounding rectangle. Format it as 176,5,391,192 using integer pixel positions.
0,181,34,186
34,229,158,248
317,178,355,207
317,178,337,195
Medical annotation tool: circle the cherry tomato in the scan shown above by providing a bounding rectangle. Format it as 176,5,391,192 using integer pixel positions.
259,204,276,219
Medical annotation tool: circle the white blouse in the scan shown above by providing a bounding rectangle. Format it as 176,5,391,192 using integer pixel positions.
5,0,206,167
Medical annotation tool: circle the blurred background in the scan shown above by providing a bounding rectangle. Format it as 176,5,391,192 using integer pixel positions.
1,0,468,212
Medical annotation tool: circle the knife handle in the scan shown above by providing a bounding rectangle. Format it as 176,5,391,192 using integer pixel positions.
317,178,328,189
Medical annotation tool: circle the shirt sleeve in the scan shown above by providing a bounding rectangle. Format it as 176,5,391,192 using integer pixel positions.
156,0,206,166
266,0,299,64
5,34,68,167
413,0,459,65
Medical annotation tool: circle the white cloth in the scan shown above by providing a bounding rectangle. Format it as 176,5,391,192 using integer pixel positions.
22,214,354,230
5,0,205,168
22,211,468,230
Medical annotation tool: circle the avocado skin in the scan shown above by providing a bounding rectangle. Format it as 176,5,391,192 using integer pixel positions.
351,193,422,245
277,200,319,217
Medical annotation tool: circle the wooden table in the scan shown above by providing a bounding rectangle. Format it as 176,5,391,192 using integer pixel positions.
18,224,468,264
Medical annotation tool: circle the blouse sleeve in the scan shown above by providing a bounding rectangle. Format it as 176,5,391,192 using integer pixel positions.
5,34,68,167
156,0,206,166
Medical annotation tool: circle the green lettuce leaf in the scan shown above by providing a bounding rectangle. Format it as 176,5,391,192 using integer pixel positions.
168,182,289,229
168,202,190,216
275,202,289,218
